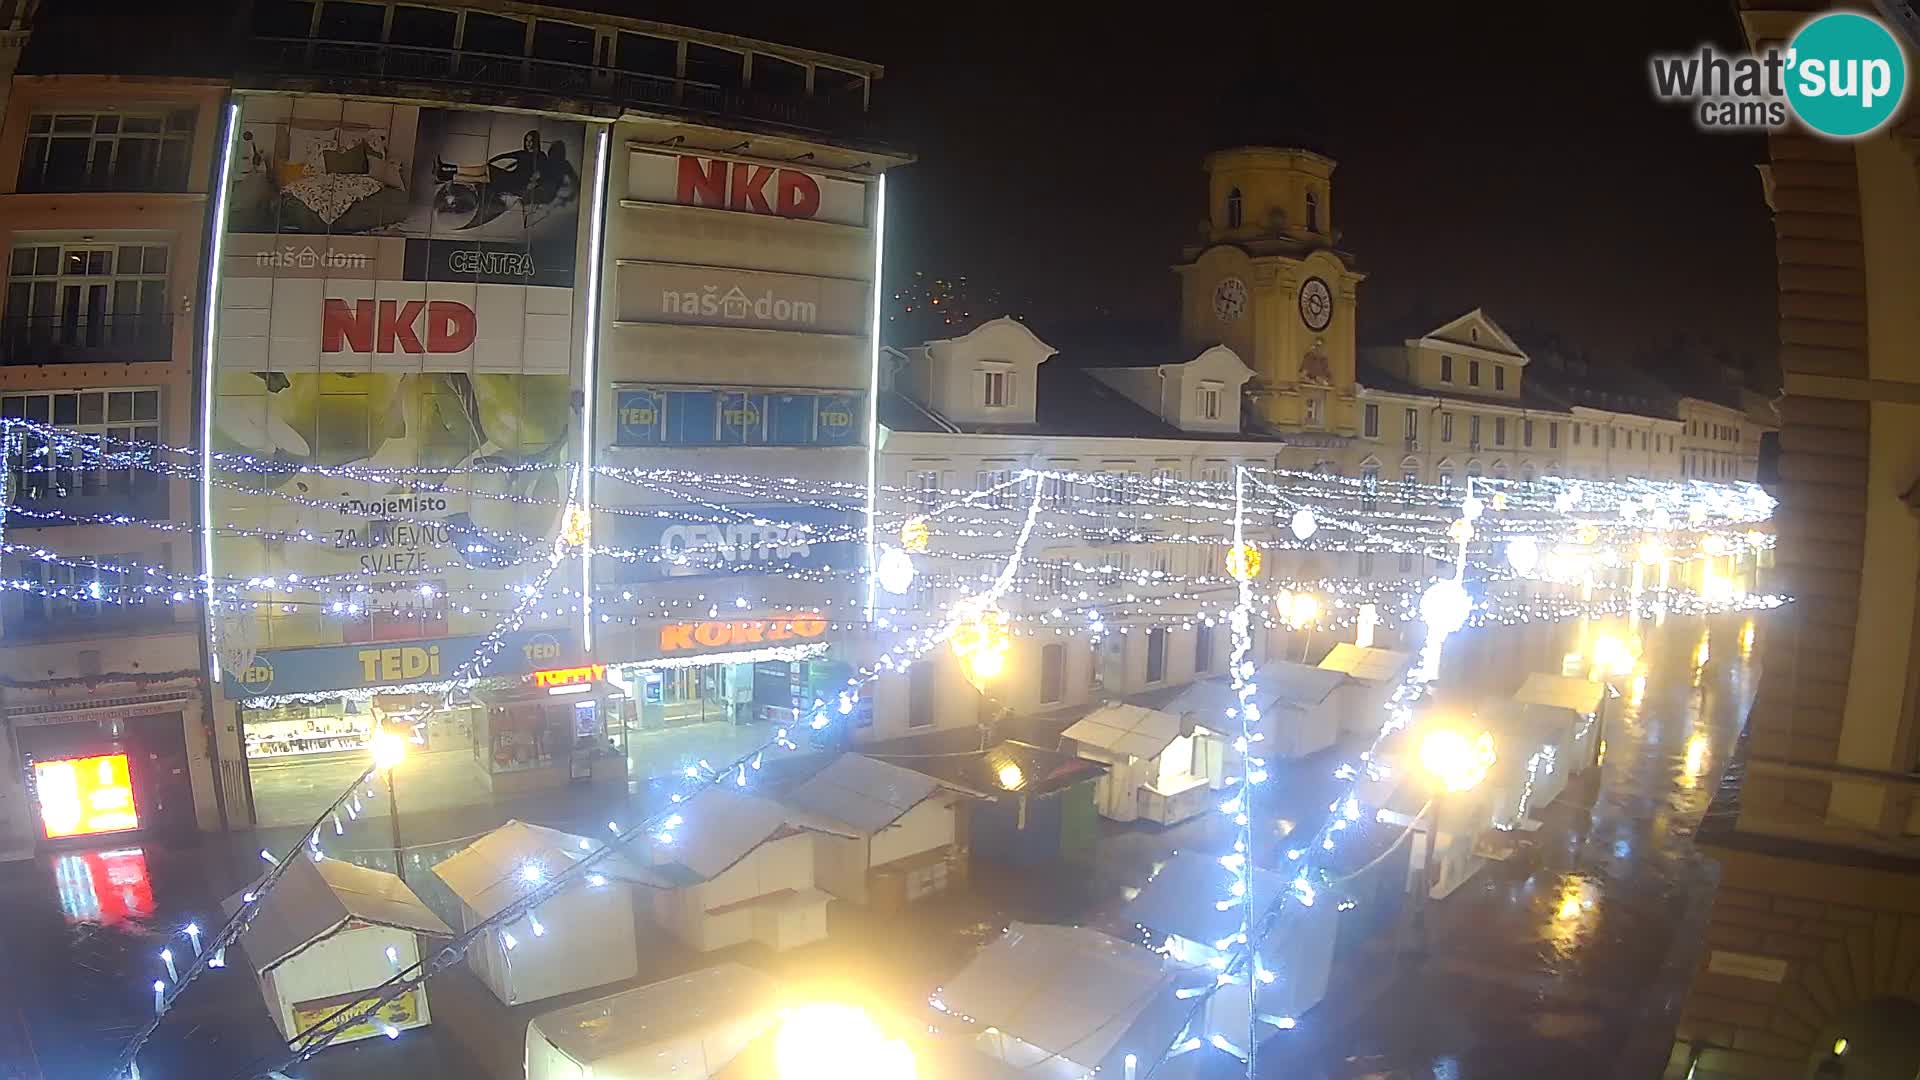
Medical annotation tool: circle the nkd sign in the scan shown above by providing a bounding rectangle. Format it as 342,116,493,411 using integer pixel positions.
627,150,868,227
323,298,477,354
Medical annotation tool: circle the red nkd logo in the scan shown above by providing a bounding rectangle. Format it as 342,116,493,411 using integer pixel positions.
675,156,822,219
322,299,478,354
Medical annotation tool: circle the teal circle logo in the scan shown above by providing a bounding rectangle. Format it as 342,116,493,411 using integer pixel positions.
1787,12,1907,138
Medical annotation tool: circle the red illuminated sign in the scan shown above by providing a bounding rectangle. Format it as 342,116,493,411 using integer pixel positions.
532,664,606,688
321,298,478,354
35,754,139,839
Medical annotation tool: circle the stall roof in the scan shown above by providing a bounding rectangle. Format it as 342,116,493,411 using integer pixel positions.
1060,704,1184,762
432,820,654,919
892,741,1108,800
1120,852,1286,946
934,923,1190,1073
1513,673,1605,715
782,753,947,835
528,962,781,1066
649,788,851,886
1165,660,1349,719
223,855,449,976
1318,644,1414,684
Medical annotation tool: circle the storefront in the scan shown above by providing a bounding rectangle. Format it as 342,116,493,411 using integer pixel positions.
602,615,858,781
224,628,586,827
6,694,198,848
470,664,628,795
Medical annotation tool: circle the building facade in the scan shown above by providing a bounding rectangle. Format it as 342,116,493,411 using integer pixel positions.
0,0,904,850
1665,4,1920,1077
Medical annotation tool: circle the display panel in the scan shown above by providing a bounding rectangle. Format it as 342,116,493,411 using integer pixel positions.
34,754,139,839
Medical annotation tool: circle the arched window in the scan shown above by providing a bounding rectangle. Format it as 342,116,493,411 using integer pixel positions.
1305,189,1320,232
1226,187,1243,229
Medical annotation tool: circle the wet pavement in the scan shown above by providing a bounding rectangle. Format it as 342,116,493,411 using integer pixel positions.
0,611,1762,1080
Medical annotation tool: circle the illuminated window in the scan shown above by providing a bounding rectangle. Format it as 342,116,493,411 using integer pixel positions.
1226,187,1243,229
1305,189,1320,232
1404,407,1419,444
981,368,1011,408
1198,382,1222,420
1441,412,1453,443
1363,403,1379,438
1440,355,1454,383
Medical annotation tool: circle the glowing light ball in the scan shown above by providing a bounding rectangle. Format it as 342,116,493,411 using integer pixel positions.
1619,498,1641,523
1419,579,1472,636
1505,536,1541,575
1418,728,1496,793
1447,518,1474,546
559,505,592,548
1289,508,1317,540
1688,503,1708,526
1278,591,1320,629
949,598,1011,687
899,517,930,553
1226,543,1263,582
1703,534,1728,557
1638,540,1668,565
370,728,409,771
1461,495,1485,521
774,1003,916,1080
1648,506,1673,531
1577,524,1600,546
875,547,916,595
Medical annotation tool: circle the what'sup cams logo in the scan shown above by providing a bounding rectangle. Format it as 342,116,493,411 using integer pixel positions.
1651,11,1908,138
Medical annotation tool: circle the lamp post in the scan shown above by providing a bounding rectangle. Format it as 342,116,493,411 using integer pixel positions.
1406,725,1495,962
371,724,408,883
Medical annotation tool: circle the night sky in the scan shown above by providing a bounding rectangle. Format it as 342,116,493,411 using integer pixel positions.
663,0,1779,377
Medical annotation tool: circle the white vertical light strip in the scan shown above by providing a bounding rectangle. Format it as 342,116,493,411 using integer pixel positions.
864,173,886,622
578,125,611,654
200,99,241,682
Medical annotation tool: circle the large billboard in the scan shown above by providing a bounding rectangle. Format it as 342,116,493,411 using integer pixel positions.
212,95,589,670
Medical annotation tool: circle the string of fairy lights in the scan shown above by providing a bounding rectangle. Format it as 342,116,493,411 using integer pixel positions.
0,412,1780,1080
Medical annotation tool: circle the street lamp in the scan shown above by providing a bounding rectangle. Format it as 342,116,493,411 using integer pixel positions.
371,719,409,883
1405,724,1495,961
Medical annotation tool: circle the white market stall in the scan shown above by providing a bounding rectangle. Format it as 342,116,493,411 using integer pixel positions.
432,819,653,1007
637,788,846,953
780,753,962,910
1058,704,1215,824
1122,851,1335,1025
1318,644,1415,735
524,962,783,1080
930,921,1209,1080
1483,701,1576,829
1512,673,1607,774
225,854,449,1045
1377,777,1499,900
1167,659,1351,761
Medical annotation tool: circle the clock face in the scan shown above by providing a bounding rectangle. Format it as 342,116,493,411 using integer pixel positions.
1298,277,1333,331
1212,277,1248,322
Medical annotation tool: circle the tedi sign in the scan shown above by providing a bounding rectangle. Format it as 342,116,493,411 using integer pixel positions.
322,299,478,354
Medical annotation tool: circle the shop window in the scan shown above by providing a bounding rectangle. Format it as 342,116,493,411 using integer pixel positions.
1146,627,1168,684
1040,644,1065,705
18,111,195,193
1195,624,1215,674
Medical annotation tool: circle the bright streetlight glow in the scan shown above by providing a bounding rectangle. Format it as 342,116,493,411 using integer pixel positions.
773,1003,916,1080
1418,728,1495,793
370,729,408,771
1419,579,1471,636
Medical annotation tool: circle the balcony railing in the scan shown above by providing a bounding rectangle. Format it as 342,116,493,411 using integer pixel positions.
1720,755,1920,860
0,314,174,366
248,38,873,138
7,476,169,527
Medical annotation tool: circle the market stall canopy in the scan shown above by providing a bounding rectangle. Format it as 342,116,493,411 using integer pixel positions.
432,820,654,919
934,922,1202,1077
222,854,449,976
1318,643,1414,685
782,753,955,836
1165,660,1349,720
526,962,781,1073
1120,852,1286,946
1512,673,1606,715
895,740,1108,800
1059,704,1185,762
649,788,855,886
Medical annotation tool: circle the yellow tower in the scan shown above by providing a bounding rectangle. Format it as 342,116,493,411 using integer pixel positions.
1172,147,1364,435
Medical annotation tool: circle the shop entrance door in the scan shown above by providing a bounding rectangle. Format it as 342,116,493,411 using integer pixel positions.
126,713,194,839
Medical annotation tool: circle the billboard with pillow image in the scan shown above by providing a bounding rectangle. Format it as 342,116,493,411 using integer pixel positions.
213,95,591,660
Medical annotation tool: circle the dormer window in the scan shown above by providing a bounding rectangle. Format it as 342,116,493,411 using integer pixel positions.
1198,381,1223,421
981,367,1012,408
1305,189,1320,233
1226,187,1243,229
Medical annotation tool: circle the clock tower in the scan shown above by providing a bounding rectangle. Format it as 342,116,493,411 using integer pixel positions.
1172,147,1364,435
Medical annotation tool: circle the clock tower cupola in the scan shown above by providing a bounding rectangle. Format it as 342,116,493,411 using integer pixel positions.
1172,146,1364,434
